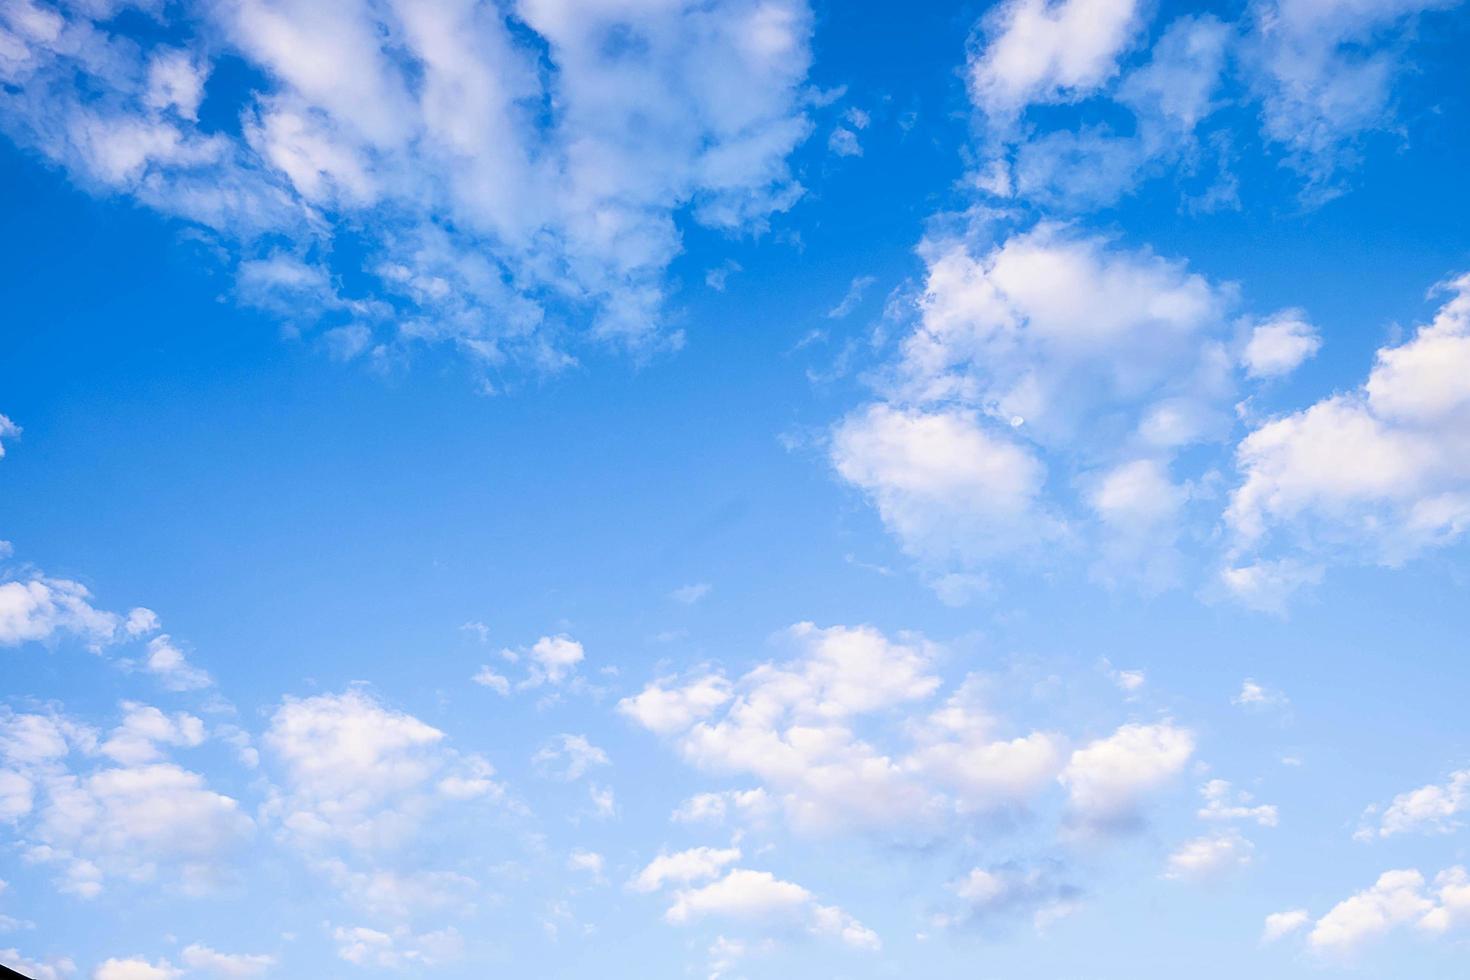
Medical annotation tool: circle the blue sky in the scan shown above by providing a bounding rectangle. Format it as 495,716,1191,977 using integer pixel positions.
2,0,1470,977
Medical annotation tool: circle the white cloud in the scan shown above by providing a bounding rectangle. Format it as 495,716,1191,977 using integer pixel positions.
1244,0,1457,197
522,635,585,688
1226,275,1470,578
263,689,495,851
618,674,733,736
99,704,206,766
969,0,1146,122
1197,779,1278,826
1305,867,1470,955
93,958,181,980
0,414,20,457
1163,830,1253,880
1059,722,1194,830
179,945,276,977
662,868,879,949
831,404,1053,565
1004,15,1232,210
1262,908,1310,943
0,577,126,650
630,846,741,893
532,734,609,782
1,705,251,898
0,0,819,371
1362,770,1470,839
1243,311,1321,379
470,665,510,695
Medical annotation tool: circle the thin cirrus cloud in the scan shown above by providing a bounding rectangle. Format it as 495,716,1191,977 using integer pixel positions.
0,0,818,375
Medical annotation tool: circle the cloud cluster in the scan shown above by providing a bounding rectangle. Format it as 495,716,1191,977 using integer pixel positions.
623,622,1193,838
0,706,251,898
0,0,818,374
629,848,880,950
1226,276,1470,574
1267,866,1470,955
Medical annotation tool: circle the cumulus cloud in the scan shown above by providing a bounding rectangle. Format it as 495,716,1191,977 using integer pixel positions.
1163,830,1254,880
630,846,742,893
832,404,1054,566
0,0,818,373
1303,867,1470,955
1226,275,1470,578
1359,770,1470,839
92,958,181,980
658,868,879,950
1261,908,1310,943
627,623,1188,844
1242,311,1322,379
1059,722,1194,831
1,705,249,898
263,689,498,851
968,0,1146,123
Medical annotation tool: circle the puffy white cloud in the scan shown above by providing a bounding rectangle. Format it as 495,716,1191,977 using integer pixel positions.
1305,867,1470,954
832,404,1053,565
619,674,733,736
1261,908,1310,943
1,706,250,898
1361,770,1470,839
263,689,496,851
629,623,1184,841
1059,722,1194,830
98,704,205,767
0,577,128,650
1227,275,1470,574
92,958,181,980
532,734,609,781
142,635,213,692
630,623,944,833
630,846,741,893
1163,830,1253,880
969,0,1146,121
179,945,276,977
0,0,818,371
1243,311,1322,379
662,868,879,949
521,635,585,689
